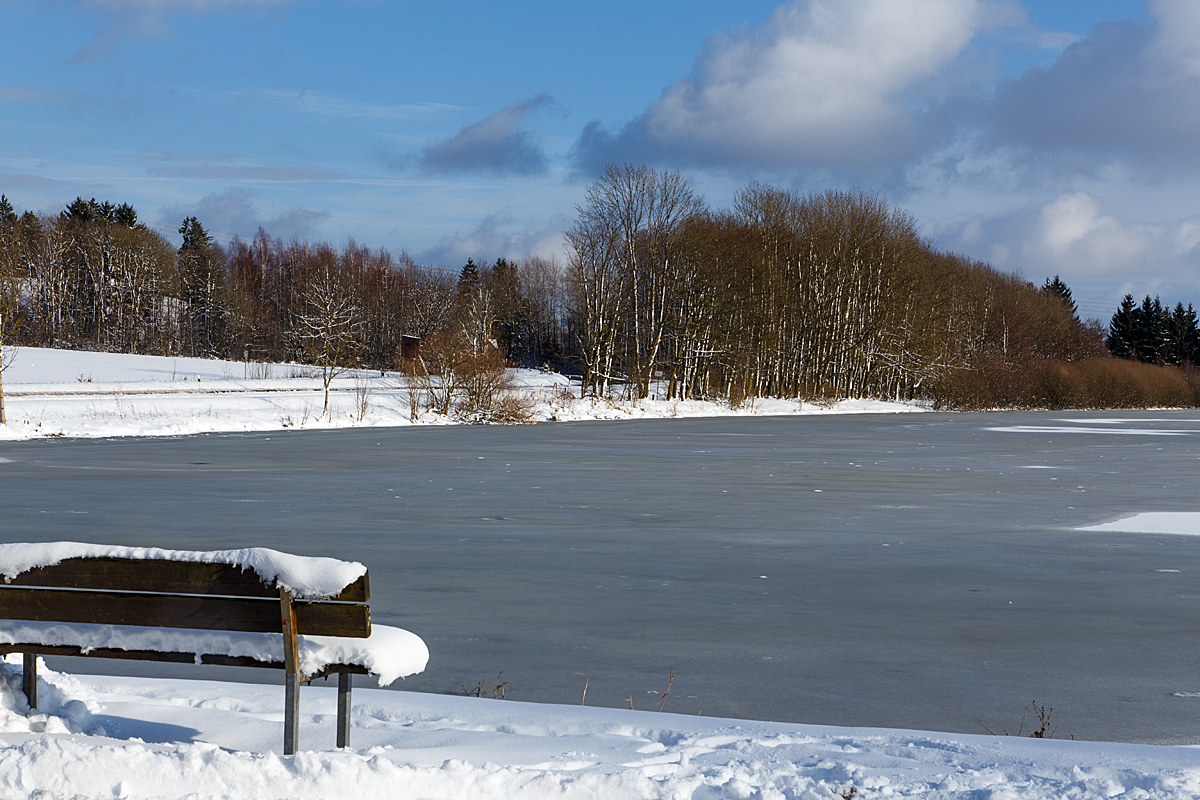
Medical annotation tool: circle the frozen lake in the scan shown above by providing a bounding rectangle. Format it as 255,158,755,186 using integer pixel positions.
3,410,1200,743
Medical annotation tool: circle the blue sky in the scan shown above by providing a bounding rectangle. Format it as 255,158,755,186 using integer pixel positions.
2,0,1195,318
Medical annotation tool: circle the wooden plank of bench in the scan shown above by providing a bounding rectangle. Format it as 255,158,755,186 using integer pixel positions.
1,558,370,603
0,643,370,675
0,588,370,637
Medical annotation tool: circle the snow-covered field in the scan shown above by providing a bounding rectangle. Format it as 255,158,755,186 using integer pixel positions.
5,656,1200,800
4,348,1200,798
0,347,922,440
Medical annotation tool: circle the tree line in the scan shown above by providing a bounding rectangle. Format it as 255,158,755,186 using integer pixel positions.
1105,294,1200,367
0,194,564,374
565,165,1105,406
2,167,1198,411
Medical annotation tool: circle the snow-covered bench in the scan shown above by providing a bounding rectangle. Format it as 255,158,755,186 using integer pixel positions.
0,543,429,754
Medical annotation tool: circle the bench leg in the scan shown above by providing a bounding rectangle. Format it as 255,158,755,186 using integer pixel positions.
284,671,300,756
279,588,302,756
337,672,352,748
22,653,36,710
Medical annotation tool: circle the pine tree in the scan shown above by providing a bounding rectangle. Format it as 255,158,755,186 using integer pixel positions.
457,258,480,295
114,203,138,228
1166,303,1200,367
1129,295,1167,363
1041,275,1078,319
178,217,226,356
1106,295,1137,358
63,197,105,224
491,257,525,363
0,196,16,260
0,196,17,426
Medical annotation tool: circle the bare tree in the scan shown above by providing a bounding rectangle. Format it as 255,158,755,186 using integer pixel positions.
293,263,364,416
566,164,706,398
517,255,565,367
0,305,15,426
0,197,20,425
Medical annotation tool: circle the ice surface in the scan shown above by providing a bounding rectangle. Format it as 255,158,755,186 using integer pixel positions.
986,424,1196,435
9,409,1200,741
0,542,366,599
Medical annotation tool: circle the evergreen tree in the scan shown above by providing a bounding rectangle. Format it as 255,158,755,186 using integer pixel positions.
63,197,99,224
114,203,138,228
457,258,480,294
1041,275,1077,319
1166,303,1200,367
491,257,526,362
1106,295,1137,358
1131,295,1169,363
0,196,16,265
178,217,226,356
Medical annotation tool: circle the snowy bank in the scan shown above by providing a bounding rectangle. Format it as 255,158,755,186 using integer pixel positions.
0,347,924,440
0,657,1198,799
1077,512,1200,536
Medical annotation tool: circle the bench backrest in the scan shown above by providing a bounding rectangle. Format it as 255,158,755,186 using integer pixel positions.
0,557,371,637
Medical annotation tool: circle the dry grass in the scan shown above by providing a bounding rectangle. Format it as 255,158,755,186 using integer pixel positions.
978,700,1062,739
657,668,675,712
461,672,511,700
352,373,371,421
935,357,1200,410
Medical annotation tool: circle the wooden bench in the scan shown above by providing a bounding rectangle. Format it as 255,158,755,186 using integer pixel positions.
0,552,373,755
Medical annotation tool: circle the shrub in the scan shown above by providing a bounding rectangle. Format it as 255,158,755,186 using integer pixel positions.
933,356,1200,410
402,331,535,423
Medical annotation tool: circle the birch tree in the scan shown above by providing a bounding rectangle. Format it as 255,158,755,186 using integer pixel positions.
566,164,705,397
0,196,19,425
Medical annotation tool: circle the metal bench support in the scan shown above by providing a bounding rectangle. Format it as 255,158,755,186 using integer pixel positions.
22,652,36,709
337,672,352,748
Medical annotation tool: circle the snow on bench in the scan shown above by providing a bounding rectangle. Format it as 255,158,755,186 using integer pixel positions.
0,543,429,754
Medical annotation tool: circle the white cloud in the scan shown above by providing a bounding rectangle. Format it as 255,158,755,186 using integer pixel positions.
928,193,1200,313
1149,0,1200,78
418,95,556,176
575,0,1019,172
1035,193,1159,271
64,0,291,60
421,213,568,268
983,1,1200,174
651,0,981,160
157,189,328,245
249,89,463,122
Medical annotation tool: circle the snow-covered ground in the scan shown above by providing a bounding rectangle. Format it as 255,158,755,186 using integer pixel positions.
4,655,1200,800
0,347,922,440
